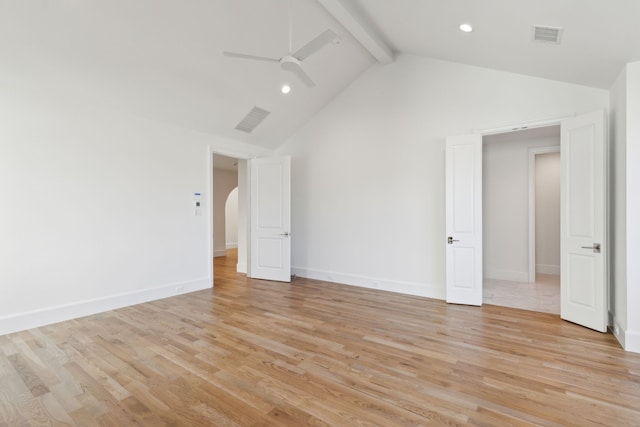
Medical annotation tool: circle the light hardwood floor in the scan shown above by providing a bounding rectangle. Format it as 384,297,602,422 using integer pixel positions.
1,251,639,426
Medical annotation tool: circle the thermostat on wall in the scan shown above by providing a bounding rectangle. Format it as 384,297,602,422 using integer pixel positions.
194,192,203,216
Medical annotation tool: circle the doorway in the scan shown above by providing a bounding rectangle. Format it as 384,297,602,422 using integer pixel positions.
212,153,248,281
445,110,607,331
209,153,292,284
481,126,561,314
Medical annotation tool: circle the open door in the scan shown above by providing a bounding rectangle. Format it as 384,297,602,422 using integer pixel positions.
445,134,483,305
560,110,607,332
250,156,291,282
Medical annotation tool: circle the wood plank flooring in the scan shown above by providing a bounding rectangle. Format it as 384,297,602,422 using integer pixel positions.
1,250,639,426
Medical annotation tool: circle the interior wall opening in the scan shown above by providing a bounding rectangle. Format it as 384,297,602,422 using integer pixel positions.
212,153,248,281
482,125,561,314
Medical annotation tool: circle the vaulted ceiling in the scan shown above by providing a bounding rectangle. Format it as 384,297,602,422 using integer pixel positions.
1,1,639,150
350,0,640,89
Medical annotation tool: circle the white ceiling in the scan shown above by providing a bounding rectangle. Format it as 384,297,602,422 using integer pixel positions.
1,1,639,151
0,0,374,150
349,0,640,89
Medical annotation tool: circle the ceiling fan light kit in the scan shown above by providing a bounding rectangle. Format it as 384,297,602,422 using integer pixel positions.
223,29,339,88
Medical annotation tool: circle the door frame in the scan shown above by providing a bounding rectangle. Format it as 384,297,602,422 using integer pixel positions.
478,116,566,296
471,113,608,327
476,115,568,136
209,147,254,282
528,145,561,283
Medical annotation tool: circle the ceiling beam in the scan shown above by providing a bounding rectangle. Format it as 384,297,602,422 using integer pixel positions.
316,0,394,64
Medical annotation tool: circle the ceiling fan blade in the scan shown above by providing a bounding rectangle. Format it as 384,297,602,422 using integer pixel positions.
287,62,316,87
292,29,338,60
222,51,280,63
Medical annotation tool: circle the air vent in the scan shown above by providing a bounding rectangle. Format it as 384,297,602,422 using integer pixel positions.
532,25,563,44
234,106,271,133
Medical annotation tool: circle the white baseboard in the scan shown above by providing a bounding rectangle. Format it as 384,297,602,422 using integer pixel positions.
226,243,238,249
610,313,640,353
611,314,626,349
236,262,247,274
292,266,445,300
625,329,640,353
484,269,529,282
536,264,560,275
214,249,227,257
0,277,211,337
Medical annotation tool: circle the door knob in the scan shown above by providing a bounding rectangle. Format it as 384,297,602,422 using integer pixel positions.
447,236,459,244
581,243,601,253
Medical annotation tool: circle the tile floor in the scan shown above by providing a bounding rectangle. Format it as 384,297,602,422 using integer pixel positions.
483,274,560,314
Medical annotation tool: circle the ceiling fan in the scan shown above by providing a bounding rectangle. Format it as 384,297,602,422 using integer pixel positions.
223,28,339,88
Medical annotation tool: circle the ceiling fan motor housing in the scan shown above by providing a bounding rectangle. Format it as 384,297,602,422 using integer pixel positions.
280,55,302,71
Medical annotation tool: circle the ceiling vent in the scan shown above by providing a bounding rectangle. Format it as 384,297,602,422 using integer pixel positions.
532,25,563,44
234,106,271,133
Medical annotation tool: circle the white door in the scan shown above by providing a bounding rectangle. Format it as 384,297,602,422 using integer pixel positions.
560,110,607,332
250,156,291,282
445,134,483,305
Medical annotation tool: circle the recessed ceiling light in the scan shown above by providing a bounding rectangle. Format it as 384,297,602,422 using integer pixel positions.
459,23,473,33
281,84,291,94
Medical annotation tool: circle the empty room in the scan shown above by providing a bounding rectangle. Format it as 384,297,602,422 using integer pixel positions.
2,0,640,425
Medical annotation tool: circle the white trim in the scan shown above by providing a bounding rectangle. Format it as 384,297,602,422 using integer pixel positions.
612,314,640,353
245,157,252,278
528,146,560,282
293,266,445,300
226,243,238,249
536,264,560,275
0,278,210,337
476,115,569,136
207,145,214,287
625,330,640,353
214,249,228,257
611,314,625,349
603,112,611,335
236,262,247,274
209,146,255,161
484,269,529,283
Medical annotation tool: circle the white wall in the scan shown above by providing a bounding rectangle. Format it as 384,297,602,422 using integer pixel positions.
482,129,560,281
625,62,640,352
213,168,238,257
0,83,271,336
609,61,640,353
225,187,239,248
276,54,608,299
535,152,561,275
610,65,627,341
